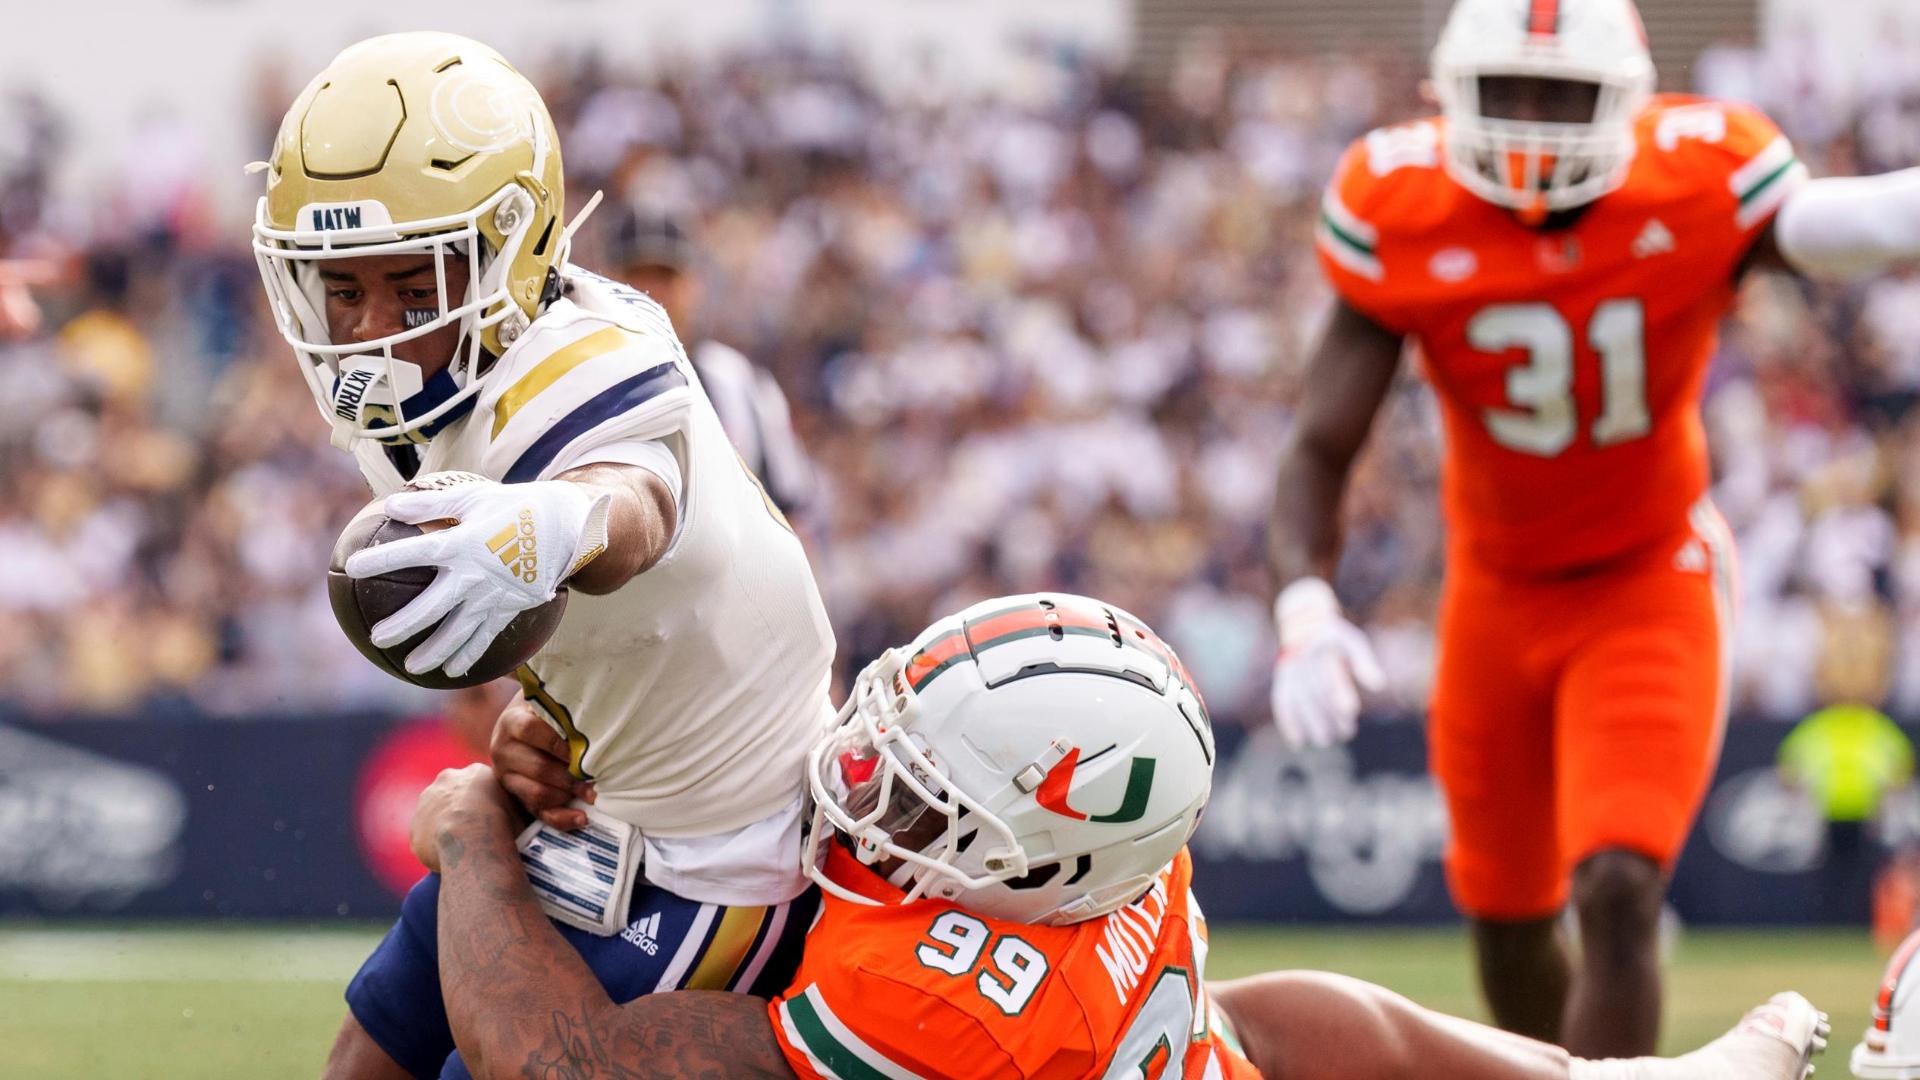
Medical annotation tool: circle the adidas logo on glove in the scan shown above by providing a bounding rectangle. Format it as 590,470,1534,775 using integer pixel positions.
488,509,540,584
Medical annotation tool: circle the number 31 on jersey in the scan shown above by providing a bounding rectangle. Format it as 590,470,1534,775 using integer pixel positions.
1473,298,1649,457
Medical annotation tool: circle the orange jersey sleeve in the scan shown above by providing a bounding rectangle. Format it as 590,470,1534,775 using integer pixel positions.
1315,99,1804,574
768,848,1255,1080
1637,94,1805,238
1314,117,1449,335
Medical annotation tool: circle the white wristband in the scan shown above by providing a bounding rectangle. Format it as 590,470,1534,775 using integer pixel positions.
1275,577,1341,648
566,491,614,579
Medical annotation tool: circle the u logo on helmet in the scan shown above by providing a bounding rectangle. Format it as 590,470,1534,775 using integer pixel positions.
430,67,533,155
1036,747,1157,824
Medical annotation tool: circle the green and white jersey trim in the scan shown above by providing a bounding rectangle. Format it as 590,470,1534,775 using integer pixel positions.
779,984,932,1080
1730,135,1807,231
1186,889,1210,980
1317,189,1384,281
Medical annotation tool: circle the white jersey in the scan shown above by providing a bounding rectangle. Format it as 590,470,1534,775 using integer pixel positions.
349,267,836,900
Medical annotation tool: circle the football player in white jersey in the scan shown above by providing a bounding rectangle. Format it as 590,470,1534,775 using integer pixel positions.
252,32,834,1080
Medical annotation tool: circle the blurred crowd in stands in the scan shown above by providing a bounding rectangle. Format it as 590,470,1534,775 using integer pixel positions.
1,31,1917,724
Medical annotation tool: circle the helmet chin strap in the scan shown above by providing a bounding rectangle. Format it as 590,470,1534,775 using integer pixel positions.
328,355,478,447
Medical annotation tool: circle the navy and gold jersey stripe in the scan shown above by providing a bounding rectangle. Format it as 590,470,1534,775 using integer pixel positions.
491,326,631,439
503,361,688,483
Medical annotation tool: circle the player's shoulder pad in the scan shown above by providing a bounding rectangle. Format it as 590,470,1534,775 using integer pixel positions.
1318,117,1448,283
477,286,694,484
1636,93,1806,230
775,966,1020,1080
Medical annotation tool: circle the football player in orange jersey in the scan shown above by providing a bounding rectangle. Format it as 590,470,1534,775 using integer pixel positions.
411,594,1828,1080
1267,0,1920,1058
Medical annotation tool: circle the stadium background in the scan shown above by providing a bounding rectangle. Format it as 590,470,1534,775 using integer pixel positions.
2,0,1918,1073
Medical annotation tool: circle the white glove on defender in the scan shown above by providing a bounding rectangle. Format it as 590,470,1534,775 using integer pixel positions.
1572,992,1827,1080
1269,577,1384,749
344,472,611,678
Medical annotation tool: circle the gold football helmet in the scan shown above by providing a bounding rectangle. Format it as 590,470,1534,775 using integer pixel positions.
252,32,567,446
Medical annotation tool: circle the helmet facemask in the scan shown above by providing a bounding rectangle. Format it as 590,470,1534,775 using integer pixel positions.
1437,69,1646,217
802,649,1029,907
253,182,542,448
1429,0,1656,219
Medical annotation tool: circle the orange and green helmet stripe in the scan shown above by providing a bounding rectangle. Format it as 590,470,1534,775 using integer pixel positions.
901,601,1112,692
1527,0,1559,38
900,599,1204,711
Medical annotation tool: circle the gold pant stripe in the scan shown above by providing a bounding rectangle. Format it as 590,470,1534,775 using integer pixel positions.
685,905,769,991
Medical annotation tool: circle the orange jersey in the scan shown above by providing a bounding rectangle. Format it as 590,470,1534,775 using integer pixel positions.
1317,94,1805,574
769,846,1259,1080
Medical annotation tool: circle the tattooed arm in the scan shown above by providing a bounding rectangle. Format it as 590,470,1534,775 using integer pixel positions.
419,765,796,1080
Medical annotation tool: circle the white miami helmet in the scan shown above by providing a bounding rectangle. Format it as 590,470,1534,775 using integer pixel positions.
1431,0,1654,216
803,593,1215,926
1855,930,1920,1079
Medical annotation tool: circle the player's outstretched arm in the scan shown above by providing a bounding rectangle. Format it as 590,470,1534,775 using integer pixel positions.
1212,972,1825,1080
340,462,676,678
420,765,796,1080
1755,167,1920,280
552,461,678,594
1268,299,1404,588
1265,301,1401,748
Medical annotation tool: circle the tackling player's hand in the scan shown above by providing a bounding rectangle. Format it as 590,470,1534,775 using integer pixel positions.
1269,577,1384,749
410,763,518,872
343,473,612,678
491,691,596,831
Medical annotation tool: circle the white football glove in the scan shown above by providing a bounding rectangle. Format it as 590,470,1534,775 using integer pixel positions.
344,472,611,678
1571,992,1827,1080
1269,577,1384,749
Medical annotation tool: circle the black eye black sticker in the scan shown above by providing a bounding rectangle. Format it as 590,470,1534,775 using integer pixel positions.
404,309,437,329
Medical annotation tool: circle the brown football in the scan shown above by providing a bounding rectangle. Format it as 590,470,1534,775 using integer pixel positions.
326,504,568,690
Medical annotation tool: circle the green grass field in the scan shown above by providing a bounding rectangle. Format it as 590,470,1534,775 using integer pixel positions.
0,923,1886,1077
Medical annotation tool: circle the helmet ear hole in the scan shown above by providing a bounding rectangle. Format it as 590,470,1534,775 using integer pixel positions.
1004,860,1063,892
1062,853,1093,887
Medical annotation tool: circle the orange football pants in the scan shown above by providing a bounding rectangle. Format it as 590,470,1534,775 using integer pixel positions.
1429,504,1736,920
